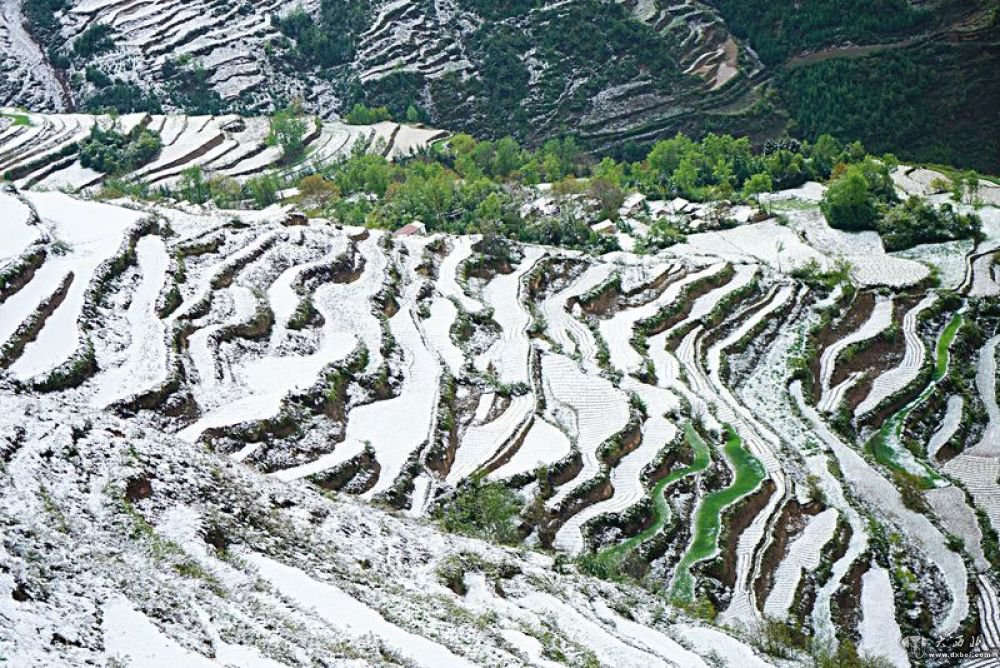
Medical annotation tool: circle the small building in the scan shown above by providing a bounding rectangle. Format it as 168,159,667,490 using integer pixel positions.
394,220,427,237
620,192,646,215
668,197,690,214
591,219,616,235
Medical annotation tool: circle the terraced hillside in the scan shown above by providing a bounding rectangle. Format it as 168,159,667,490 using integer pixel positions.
2,0,997,170
0,109,446,191
0,0,778,155
3,112,1000,666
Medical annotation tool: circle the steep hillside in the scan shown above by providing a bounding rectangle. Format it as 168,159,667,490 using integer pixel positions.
3,112,1000,665
2,0,996,169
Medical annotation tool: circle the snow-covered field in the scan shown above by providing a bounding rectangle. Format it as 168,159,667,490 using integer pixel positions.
2,170,997,665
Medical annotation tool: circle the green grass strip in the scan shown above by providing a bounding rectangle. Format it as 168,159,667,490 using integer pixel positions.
1,112,31,127
867,312,962,485
671,425,765,602
578,423,710,578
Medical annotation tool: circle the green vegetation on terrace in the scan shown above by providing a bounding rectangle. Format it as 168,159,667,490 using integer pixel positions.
79,125,162,176
821,157,983,251
866,313,963,491
435,476,524,545
87,110,988,254
671,425,765,602
579,423,711,580
1,112,31,127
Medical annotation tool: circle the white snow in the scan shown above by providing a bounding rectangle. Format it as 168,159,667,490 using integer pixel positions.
89,236,170,407
248,554,476,668
8,192,141,380
855,294,936,417
543,353,630,509
487,416,573,481
817,296,894,413
0,192,38,266
763,508,839,619
858,567,909,668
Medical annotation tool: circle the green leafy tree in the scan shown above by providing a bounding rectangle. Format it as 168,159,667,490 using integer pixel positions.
820,166,877,231
269,101,309,162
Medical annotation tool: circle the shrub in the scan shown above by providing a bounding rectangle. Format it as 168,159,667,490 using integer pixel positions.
877,197,981,251
820,166,878,231
437,477,523,545
79,126,162,175
344,103,392,125
74,24,114,59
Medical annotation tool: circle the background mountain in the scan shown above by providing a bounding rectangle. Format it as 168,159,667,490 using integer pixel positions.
1,0,997,171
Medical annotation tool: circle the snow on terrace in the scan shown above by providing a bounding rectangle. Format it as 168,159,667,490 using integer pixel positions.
926,485,989,572
6,192,141,381
247,554,477,668
943,336,1000,535
435,235,482,312
543,353,630,510
817,295,894,413
340,237,441,499
553,379,679,555
895,240,972,291
133,115,228,181
599,262,726,376
854,293,937,417
666,221,827,273
186,285,258,409
103,597,285,668
762,508,838,619
463,572,717,668
859,567,909,668
422,297,466,377
88,236,169,408
179,231,385,445
0,191,38,266
487,415,572,481
474,246,545,385
783,208,929,287
792,382,969,637
928,395,963,463
696,296,791,625
541,262,613,359
448,394,534,484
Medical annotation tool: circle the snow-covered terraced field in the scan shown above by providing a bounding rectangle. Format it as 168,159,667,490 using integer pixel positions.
0,111,445,192
854,294,937,417
817,295,894,413
3,175,998,665
762,508,838,619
